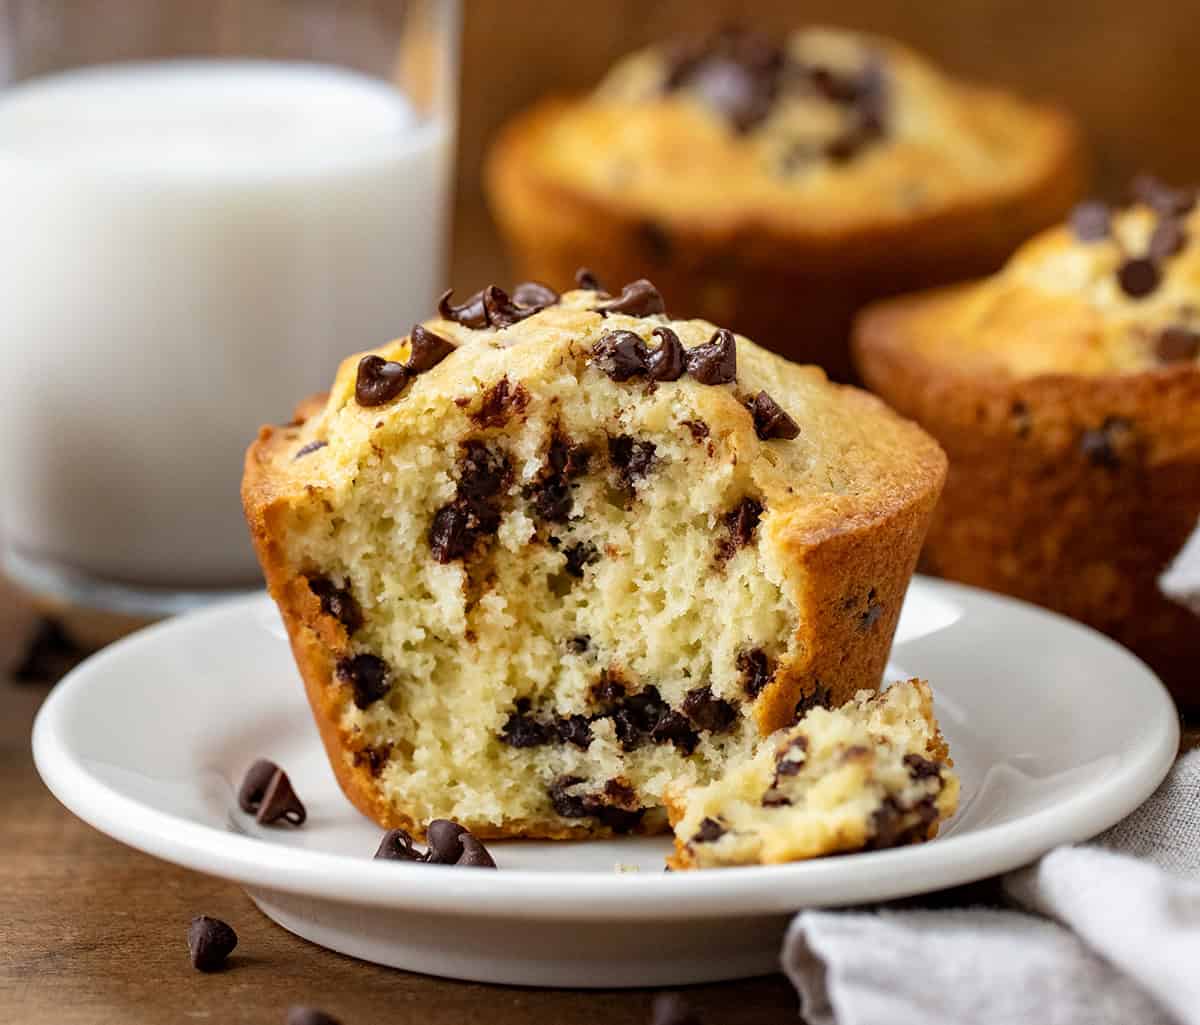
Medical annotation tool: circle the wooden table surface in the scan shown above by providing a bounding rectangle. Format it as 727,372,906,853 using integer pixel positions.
0,576,799,1025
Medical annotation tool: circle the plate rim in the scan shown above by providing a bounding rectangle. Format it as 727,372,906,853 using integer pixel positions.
32,577,1180,921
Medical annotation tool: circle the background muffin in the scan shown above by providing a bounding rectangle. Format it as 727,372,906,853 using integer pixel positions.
486,25,1083,381
854,177,1200,705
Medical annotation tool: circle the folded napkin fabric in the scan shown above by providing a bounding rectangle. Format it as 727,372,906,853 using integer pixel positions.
783,750,1200,1025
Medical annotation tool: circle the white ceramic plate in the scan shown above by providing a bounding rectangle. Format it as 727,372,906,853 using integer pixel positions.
33,577,1177,988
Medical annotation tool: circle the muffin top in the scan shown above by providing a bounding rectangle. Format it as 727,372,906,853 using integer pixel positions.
495,25,1076,234
860,177,1200,378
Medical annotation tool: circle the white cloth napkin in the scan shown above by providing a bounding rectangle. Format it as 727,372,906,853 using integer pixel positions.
783,750,1200,1025
1161,519,1200,615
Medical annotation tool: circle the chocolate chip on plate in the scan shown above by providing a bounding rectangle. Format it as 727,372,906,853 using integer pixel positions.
593,279,666,318
647,326,686,381
286,1007,343,1025
747,391,800,440
256,768,307,826
335,653,391,709
456,833,498,868
685,329,737,385
425,819,470,864
1068,200,1111,242
374,828,424,862
405,324,456,375
187,915,238,972
1157,324,1200,362
1116,257,1161,299
237,758,280,814
354,354,409,407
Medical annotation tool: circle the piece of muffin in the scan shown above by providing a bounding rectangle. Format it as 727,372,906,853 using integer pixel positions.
243,276,946,840
486,25,1083,382
666,678,957,869
854,177,1200,705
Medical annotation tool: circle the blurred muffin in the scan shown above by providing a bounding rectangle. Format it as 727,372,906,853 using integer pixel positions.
486,25,1083,380
854,176,1200,705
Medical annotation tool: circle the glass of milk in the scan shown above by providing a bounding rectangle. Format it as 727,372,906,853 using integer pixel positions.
0,0,459,617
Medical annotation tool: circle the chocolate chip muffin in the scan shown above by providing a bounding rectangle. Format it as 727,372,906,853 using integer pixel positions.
243,275,946,840
854,177,1200,705
486,25,1083,382
666,678,957,868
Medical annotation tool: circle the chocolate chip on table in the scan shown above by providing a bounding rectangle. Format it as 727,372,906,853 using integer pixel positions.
592,329,650,380
306,576,363,634
737,648,773,698
335,654,391,709
685,329,737,385
1116,257,1161,299
651,992,704,1025
405,324,456,375
438,287,490,328
425,819,470,864
355,354,409,407
681,685,738,733
648,326,686,381
692,817,726,844
1131,173,1197,217
375,827,423,861
187,915,238,972
575,267,606,292
237,758,280,814
286,1007,343,1025
1157,324,1200,362
747,391,800,440
1147,217,1188,262
292,439,327,460
256,768,307,826
593,279,666,318
1068,200,1111,242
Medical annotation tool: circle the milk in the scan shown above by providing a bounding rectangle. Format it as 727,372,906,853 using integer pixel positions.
0,61,452,591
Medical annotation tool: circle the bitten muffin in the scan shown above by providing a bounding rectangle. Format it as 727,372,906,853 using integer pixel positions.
243,275,946,840
666,678,957,869
855,176,1200,705
486,25,1083,381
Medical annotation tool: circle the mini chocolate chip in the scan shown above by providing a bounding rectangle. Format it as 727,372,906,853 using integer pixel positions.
353,744,391,776
1148,217,1188,262
355,354,409,407
547,777,645,831
237,758,279,814
681,685,737,733
903,753,942,781
685,328,737,384
556,714,594,749
794,682,832,720
860,589,883,630
592,329,650,380
471,376,529,428
456,833,498,868
548,775,589,818
575,267,606,292
604,778,638,806
425,819,469,864
563,540,599,578
1117,257,1161,299
187,916,237,972
1131,174,1197,217
375,827,423,861
608,435,657,487
652,992,704,1025
867,795,938,850
293,440,328,460
682,419,710,442
1157,324,1200,362
593,279,666,318
650,709,700,754
775,736,808,778
500,705,550,748
483,284,545,327
647,326,686,381
1069,200,1111,242
567,635,591,654
1080,416,1133,470
737,649,773,698
429,501,475,562
692,817,726,844
747,391,800,440
335,654,391,709
256,769,306,826
406,324,456,375
437,287,490,328
511,281,560,309
457,441,510,502
722,497,763,552
286,1008,343,1025
307,576,363,634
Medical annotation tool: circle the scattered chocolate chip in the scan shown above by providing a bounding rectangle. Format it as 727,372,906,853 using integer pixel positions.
286,1007,343,1025
355,354,409,407
335,654,391,709
692,817,726,844
682,419,710,442
593,279,666,318
685,329,737,385
306,576,363,634
903,753,942,781
1080,416,1134,470
608,435,657,489
556,714,594,749
648,326,686,381
406,324,456,375
651,992,704,1025
375,827,423,861
794,682,832,720
650,709,700,754
1131,174,1197,217
575,267,606,292
438,287,490,328
425,819,469,864
563,540,599,578
483,284,546,327
681,685,737,733
567,634,591,654
511,281,560,308
256,769,307,826
187,916,237,972
1069,200,1111,242
1157,324,1200,362
293,440,328,460
718,496,763,560
471,376,529,428
456,833,498,868
1116,257,1161,299
737,649,773,698
12,617,84,684
1148,217,1188,262
747,391,800,440
237,758,279,814
592,330,650,381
